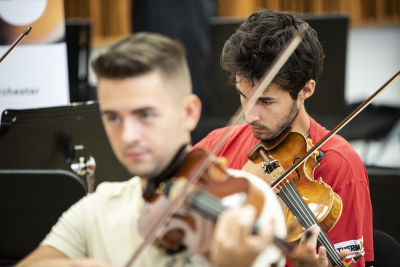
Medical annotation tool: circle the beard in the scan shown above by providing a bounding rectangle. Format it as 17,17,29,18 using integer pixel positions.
249,100,299,141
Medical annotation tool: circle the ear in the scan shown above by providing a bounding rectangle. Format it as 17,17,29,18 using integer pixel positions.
183,94,202,132
298,79,315,100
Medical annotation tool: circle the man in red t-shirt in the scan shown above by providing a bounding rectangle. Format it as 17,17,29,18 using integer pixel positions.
194,9,373,267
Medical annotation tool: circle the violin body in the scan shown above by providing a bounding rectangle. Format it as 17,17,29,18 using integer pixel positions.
138,149,287,267
243,132,343,242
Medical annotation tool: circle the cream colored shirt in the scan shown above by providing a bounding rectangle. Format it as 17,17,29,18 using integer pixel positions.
41,177,209,267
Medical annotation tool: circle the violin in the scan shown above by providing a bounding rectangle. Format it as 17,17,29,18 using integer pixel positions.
138,147,288,267
242,71,400,267
244,127,342,241
243,128,344,266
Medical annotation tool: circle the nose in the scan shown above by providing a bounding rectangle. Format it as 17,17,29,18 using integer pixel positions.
121,119,141,145
244,103,262,125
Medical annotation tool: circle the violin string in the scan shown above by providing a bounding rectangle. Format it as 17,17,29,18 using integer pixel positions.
169,175,344,263
277,177,343,265
186,190,262,236
186,185,344,266
180,183,339,263
279,183,344,266
282,182,343,265
269,166,343,266
279,185,337,263
188,191,262,237
186,190,226,221
284,186,343,265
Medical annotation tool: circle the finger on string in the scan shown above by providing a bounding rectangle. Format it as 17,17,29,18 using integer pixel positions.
338,249,351,260
287,219,301,237
255,218,274,248
300,224,320,249
213,208,236,240
316,246,329,267
239,205,257,242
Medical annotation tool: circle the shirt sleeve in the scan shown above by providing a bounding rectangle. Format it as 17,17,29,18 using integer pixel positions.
40,195,91,258
193,131,214,150
315,150,373,267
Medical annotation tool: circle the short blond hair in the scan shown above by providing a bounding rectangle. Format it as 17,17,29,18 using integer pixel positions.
92,32,192,96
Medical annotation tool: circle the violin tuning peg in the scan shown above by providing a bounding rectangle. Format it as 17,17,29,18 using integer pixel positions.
156,182,167,195
216,156,228,169
307,138,314,146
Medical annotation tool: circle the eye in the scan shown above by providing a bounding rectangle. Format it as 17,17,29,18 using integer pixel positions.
105,114,121,124
261,100,273,106
139,111,154,121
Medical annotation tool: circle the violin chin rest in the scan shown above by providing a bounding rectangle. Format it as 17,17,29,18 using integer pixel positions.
227,168,287,267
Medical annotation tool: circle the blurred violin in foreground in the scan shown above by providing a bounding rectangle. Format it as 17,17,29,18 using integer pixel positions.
139,147,287,267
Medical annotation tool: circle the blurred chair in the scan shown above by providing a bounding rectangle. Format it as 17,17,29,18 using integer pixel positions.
340,103,400,141
0,170,86,266
366,166,400,243
371,230,400,267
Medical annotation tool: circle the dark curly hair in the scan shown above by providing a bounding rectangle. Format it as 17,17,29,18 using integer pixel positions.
221,9,325,100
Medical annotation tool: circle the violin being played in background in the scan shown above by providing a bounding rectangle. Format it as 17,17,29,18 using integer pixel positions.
243,71,400,267
243,128,346,267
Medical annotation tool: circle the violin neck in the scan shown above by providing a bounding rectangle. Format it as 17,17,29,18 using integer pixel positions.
279,183,345,267
188,189,294,254
188,189,226,222
188,190,259,234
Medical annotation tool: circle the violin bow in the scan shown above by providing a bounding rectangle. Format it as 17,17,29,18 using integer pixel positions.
0,26,32,63
269,70,400,190
124,27,307,267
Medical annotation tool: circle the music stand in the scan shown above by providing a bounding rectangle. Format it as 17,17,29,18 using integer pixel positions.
0,101,132,189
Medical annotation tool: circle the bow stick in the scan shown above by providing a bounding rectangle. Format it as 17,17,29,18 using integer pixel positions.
270,70,400,189
0,26,32,63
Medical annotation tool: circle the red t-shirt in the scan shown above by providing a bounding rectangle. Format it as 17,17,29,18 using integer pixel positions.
193,117,373,267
